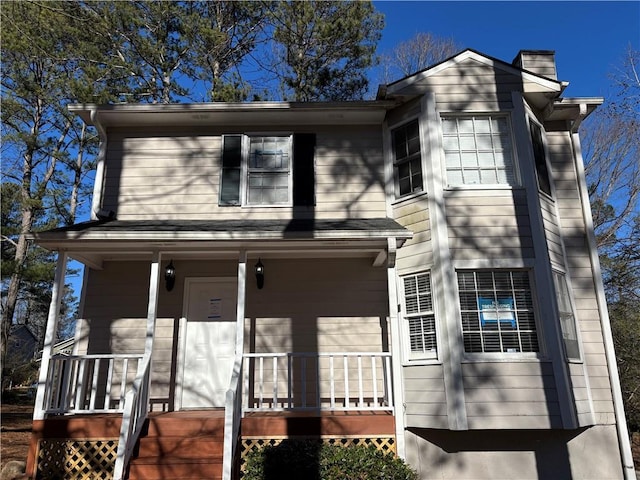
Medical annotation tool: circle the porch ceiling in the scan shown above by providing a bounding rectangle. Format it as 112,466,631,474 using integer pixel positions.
30,218,412,269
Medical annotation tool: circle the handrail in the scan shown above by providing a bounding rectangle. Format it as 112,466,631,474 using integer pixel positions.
222,353,244,480
43,354,143,415
113,354,152,480
243,352,393,412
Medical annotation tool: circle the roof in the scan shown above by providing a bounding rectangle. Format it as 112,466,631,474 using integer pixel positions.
30,218,413,268
35,218,412,240
68,101,397,128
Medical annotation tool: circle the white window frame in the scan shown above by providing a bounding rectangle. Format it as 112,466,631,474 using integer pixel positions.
221,133,293,207
552,270,582,362
441,114,519,189
391,118,424,199
456,268,542,359
400,271,438,361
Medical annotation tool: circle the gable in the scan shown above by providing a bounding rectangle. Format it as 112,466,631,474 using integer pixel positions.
383,50,564,111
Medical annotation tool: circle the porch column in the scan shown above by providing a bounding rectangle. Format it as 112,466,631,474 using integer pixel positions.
386,238,406,458
235,251,247,354
34,251,68,420
144,251,162,357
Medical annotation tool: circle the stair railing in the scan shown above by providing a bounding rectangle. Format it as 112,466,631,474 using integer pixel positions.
222,352,244,480
112,354,152,480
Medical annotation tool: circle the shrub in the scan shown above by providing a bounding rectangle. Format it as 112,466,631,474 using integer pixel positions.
243,439,418,480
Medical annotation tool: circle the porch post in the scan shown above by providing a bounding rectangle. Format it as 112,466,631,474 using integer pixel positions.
144,251,161,356
235,251,247,355
34,251,68,420
386,238,406,458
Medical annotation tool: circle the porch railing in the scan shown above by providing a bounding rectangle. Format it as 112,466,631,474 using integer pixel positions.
43,354,143,414
222,353,244,480
243,352,393,412
113,355,152,480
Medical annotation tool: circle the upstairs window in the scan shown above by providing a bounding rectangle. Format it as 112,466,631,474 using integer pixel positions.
220,134,315,206
457,270,539,354
402,272,437,359
553,271,580,360
247,136,291,205
442,115,517,187
392,119,423,197
529,119,553,197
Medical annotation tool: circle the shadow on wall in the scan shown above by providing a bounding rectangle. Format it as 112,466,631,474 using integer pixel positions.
409,427,586,479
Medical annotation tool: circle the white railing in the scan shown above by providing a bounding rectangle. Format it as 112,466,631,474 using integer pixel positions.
222,354,244,480
113,355,152,480
243,352,393,412
43,354,143,414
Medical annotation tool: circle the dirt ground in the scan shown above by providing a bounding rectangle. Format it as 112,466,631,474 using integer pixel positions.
1,401,640,474
1,403,33,471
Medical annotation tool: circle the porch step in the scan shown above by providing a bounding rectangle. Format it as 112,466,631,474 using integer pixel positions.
127,411,225,480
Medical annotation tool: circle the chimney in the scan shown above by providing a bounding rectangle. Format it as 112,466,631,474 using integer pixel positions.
513,50,557,80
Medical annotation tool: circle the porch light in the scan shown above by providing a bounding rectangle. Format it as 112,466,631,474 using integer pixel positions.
164,260,176,292
255,258,264,290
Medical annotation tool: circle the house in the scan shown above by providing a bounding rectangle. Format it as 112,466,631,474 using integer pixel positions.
27,49,635,480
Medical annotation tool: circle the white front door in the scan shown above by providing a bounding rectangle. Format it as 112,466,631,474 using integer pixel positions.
181,278,237,409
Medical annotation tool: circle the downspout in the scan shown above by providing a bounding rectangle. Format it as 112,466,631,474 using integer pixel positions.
571,104,636,480
89,108,107,221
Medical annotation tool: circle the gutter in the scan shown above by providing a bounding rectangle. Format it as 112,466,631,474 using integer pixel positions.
570,106,636,479
89,108,108,221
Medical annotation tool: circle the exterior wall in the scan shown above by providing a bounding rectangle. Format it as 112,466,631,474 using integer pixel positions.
546,130,615,424
462,362,561,429
390,59,617,436
102,125,386,221
404,425,623,480
444,190,533,261
405,58,517,111
393,196,432,275
403,365,447,429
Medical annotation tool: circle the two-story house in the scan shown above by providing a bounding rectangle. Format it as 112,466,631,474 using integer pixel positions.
27,49,635,480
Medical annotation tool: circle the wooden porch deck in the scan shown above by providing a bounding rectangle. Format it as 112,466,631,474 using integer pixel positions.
27,409,396,479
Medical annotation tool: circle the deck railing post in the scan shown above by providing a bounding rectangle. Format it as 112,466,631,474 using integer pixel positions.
34,252,68,421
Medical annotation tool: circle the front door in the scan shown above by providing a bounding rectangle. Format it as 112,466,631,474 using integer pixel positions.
180,278,237,409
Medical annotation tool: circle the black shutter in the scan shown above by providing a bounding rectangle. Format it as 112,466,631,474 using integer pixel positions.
220,135,242,205
293,133,316,206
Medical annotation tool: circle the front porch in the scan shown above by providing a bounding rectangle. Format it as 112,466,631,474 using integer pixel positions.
28,219,412,479
28,351,397,480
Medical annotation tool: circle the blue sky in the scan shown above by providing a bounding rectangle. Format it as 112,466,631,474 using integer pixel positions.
374,1,640,98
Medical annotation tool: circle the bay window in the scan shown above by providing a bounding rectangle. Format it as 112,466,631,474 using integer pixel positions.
457,270,539,354
442,115,517,187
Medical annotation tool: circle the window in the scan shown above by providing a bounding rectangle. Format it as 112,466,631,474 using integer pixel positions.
220,134,316,207
529,119,552,196
457,270,539,354
442,115,516,187
392,119,423,197
402,272,437,359
553,271,580,360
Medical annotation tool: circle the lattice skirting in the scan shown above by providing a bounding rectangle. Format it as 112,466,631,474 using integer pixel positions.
36,438,118,480
240,435,396,473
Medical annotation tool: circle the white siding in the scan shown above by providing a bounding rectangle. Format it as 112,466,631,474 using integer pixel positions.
102,126,387,220
393,196,433,274
462,361,562,429
547,130,614,419
444,190,534,261
403,364,448,428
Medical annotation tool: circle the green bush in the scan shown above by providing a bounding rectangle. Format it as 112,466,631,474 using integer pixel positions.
243,439,417,480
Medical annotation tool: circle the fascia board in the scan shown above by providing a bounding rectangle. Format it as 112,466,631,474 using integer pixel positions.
67,101,396,127
32,229,413,244
386,49,563,95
